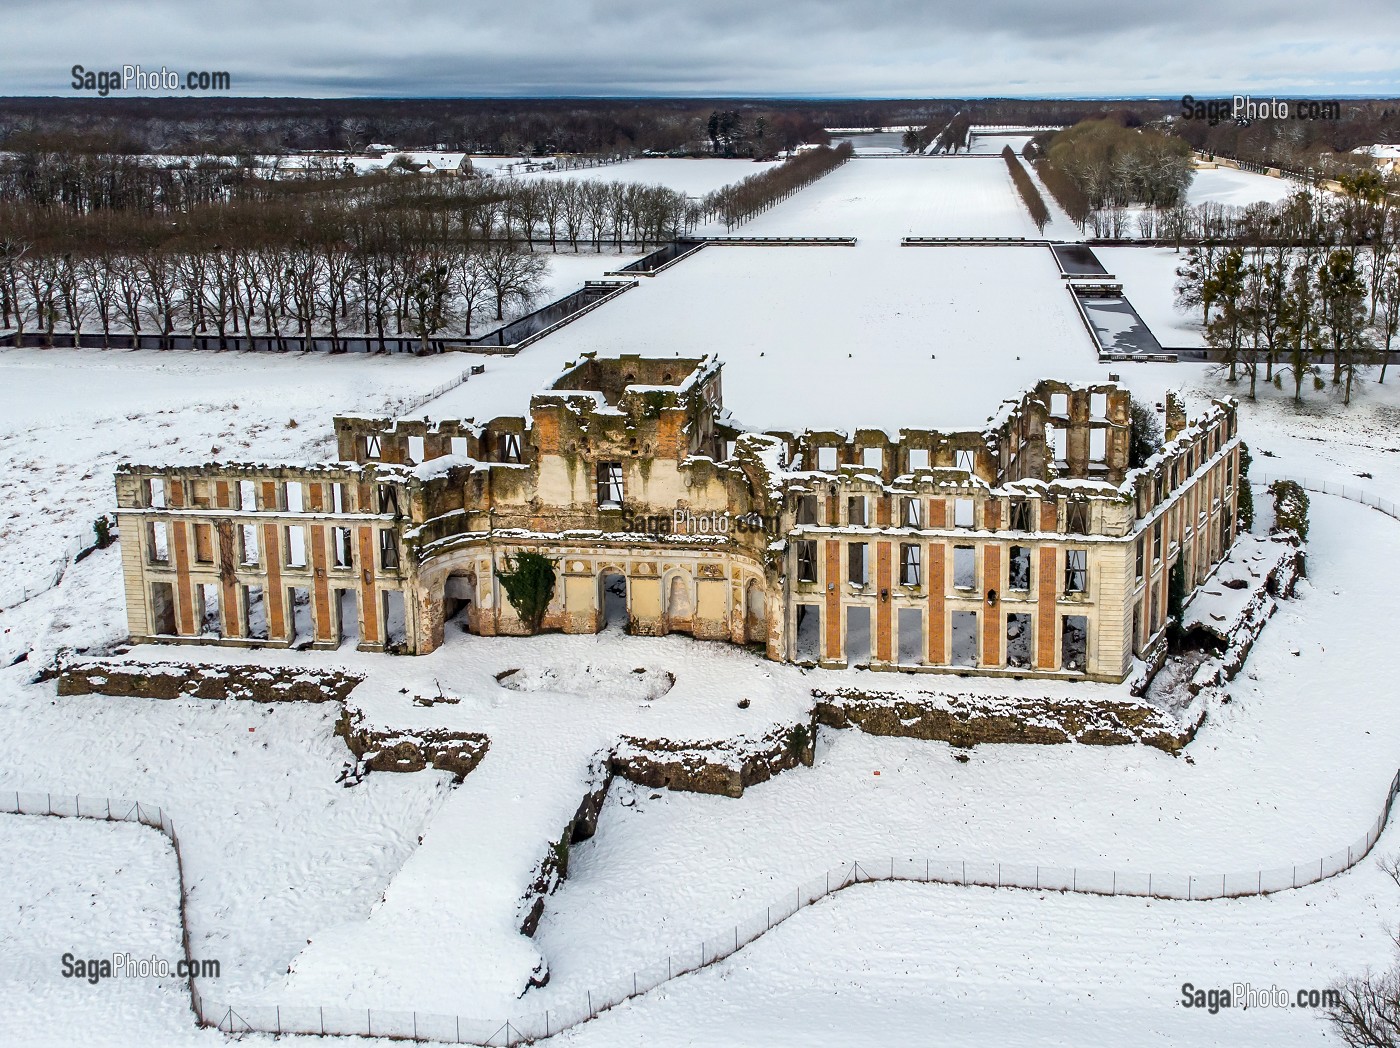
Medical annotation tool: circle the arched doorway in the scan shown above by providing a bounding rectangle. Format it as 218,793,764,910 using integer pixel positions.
598,569,629,632
666,574,694,634
443,571,477,634
744,579,766,644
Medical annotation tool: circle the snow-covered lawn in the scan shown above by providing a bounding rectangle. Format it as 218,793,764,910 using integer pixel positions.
430,242,1115,433
1190,166,1299,208
729,156,1074,240
0,816,216,1048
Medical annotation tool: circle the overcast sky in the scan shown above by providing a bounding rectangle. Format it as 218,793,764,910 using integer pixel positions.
7,0,1400,97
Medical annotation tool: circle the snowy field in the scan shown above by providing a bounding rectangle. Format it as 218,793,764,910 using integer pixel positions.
430,242,1106,433
521,157,780,194
726,156,1078,240
5,150,1400,1047
1189,165,1299,208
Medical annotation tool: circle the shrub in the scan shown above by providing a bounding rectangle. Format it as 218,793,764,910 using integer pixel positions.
496,551,557,634
1236,443,1254,531
1268,480,1310,543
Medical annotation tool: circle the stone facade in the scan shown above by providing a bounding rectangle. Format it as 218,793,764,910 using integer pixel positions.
114,354,1241,684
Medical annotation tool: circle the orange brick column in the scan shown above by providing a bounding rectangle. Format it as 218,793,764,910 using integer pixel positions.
1035,547,1058,669
216,521,241,638
981,545,1001,666
165,483,196,635
357,525,381,645
874,541,892,662
926,543,946,664
824,539,842,660
307,485,335,643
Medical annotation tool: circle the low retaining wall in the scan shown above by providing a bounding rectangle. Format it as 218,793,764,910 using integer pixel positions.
56,660,362,705
814,688,1189,753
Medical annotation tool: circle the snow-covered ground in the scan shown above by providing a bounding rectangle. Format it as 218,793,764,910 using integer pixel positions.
4,150,1400,1048
1189,165,1299,208
521,157,781,194
429,242,1112,433
727,156,1076,240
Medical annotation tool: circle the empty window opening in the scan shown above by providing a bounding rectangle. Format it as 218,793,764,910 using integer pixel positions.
331,482,347,513
1089,428,1107,463
956,449,976,475
285,482,305,513
379,529,401,570
197,583,221,637
1061,615,1088,671
147,521,170,565
901,497,922,528
599,570,628,630
796,540,818,583
1065,549,1088,594
795,605,821,661
1152,522,1163,562
407,435,425,463
1050,393,1069,416
847,496,867,527
898,608,924,664
846,606,871,666
150,582,177,636
862,447,883,471
1009,546,1031,590
954,498,974,529
363,435,382,460
1049,425,1068,463
795,494,818,526
332,527,354,568
1006,613,1033,669
240,525,260,567
908,448,930,472
900,543,922,587
382,590,407,650
951,611,978,667
1135,538,1145,581
337,589,359,648
146,478,167,509
285,525,308,568
238,480,257,511
243,585,268,640
596,462,624,507
498,433,522,462
289,586,313,645
848,542,869,585
1066,499,1091,535
377,484,401,516
1090,392,1107,418
1008,498,1033,531
953,545,976,589
817,446,838,472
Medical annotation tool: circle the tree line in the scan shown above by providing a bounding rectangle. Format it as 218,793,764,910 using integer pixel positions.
1174,181,1400,404
1037,119,1195,213
1003,146,1049,232
702,144,853,230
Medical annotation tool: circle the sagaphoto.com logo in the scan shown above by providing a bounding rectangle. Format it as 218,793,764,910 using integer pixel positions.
71,64,231,97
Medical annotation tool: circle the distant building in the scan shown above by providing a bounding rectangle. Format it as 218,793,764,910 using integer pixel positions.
1351,144,1400,174
115,356,1240,683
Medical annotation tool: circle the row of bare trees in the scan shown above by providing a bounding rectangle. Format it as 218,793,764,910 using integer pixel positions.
700,144,853,230
1003,146,1049,232
0,200,559,353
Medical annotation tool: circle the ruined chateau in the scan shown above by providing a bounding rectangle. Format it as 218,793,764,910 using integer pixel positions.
115,354,1241,683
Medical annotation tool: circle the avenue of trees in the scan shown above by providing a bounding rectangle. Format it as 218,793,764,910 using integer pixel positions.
1036,119,1195,215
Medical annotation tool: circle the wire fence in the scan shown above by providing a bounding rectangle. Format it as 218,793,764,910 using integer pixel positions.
8,755,1400,1044
1252,473,1400,521
0,528,96,612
